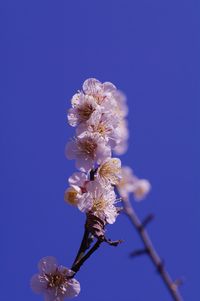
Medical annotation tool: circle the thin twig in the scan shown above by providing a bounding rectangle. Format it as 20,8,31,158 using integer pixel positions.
71,225,90,267
71,239,102,275
123,198,183,301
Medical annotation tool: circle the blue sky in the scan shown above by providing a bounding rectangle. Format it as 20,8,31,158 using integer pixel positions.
0,0,199,300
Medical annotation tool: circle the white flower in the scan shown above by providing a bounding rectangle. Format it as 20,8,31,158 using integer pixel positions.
68,93,101,127
113,119,129,155
97,158,121,186
31,256,80,300
76,111,120,148
117,166,136,199
112,90,129,118
65,132,111,172
82,78,117,110
64,172,88,206
132,179,151,201
117,166,151,201
77,181,118,224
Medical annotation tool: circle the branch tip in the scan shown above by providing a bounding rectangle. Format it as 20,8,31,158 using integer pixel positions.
104,238,123,247
130,248,148,258
142,213,155,228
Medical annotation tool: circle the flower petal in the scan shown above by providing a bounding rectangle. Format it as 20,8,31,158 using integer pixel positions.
82,78,102,95
30,274,47,294
38,256,58,274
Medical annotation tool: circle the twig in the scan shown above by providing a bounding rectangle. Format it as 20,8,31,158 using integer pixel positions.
123,198,183,301
142,213,155,228
71,225,91,267
130,248,148,257
71,239,102,275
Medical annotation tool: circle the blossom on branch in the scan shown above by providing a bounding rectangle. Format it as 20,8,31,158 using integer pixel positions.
117,166,151,201
97,158,122,186
67,93,101,127
65,132,111,172
31,256,80,300
64,172,88,206
77,181,119,224
67,78,129,156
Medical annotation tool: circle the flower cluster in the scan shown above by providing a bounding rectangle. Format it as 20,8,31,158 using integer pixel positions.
65,78,129,225
31,78,151,301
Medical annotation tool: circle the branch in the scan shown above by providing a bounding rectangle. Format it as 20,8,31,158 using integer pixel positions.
71,225,91,267
71,239,102,275
123,198,183,301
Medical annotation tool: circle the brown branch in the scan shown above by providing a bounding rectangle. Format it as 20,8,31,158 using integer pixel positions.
71,239,102,275
123,198,183,301
71,225,90,267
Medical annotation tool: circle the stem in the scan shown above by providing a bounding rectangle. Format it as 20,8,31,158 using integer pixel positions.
71,224,90,267
123,198,183,301
71,240,102,275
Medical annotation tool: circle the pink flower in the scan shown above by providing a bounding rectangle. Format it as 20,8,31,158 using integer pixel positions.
76,111,120,148
77,181,118,224
117,166,151,201
68,93,101,127
65,132,111,172
113,119,129,155
116,166,136,199
97,158,122,186
132,179,151,201
64,172,88,206
112,90,129,118
31,256,80,300
82,78,117,110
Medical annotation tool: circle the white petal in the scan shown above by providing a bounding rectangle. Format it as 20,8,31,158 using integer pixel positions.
77,192,93,212
62,279,81,298
30,274,47,294
75,156,94,172
102,81,116,92
44,292,64,301
67,108,79,127
65,141,77,160
38,256,58,274
82,78,102,95
68,172,87,187
96,143,111,165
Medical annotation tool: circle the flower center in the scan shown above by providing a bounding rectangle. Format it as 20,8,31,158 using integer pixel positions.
65,188,78,205
77,103,95,121
92,198,106,212
46,270,66,289
99,160,120,184
95,95,106,105
77,138,97,158
97,123,107,135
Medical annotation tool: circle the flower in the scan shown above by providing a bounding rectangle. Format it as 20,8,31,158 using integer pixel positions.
116,166,136,199
112,90,129,118
31,256,80,300
64,187,81,206
64,172,88,206
113,119,129,155
117,166,151,201
76,111,120,148
82,78,117,109
132,179,151,201
97,158,122,186
77,181,118,224
65,132,111,172
67,93,101,127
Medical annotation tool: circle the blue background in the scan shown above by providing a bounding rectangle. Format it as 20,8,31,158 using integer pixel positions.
0,1,199,300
